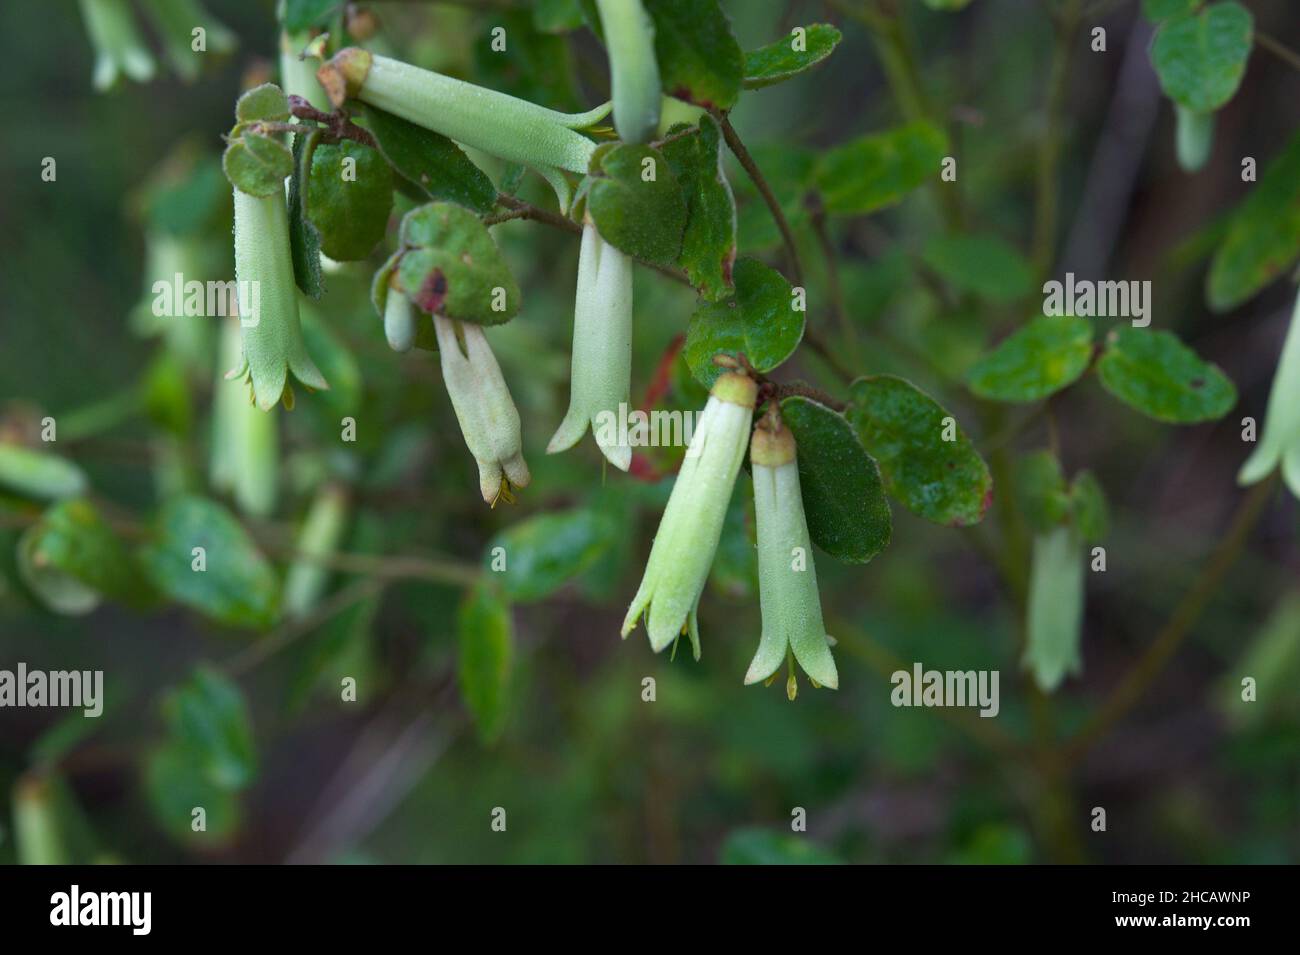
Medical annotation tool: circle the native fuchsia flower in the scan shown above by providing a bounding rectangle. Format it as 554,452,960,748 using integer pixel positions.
1239,285,1300,497
548,222,634,470
622,372,757,658
432,315,531,507
745,418,838,698
78,0,155,91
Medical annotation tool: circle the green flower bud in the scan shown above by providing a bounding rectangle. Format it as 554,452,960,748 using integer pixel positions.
594,0,661,144
548,222,634,470
745,420,839,693
1023,524,1085,691
78,0,156,91
383,288,417,354
231,182,330,410
211,318,278,517
622,371,757,658
1174,105,1215,173
1239,285,1300,498
432,315,531,506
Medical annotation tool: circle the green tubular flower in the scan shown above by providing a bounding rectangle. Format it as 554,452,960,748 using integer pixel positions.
1175,105,1215,173
1023,524,1085,691
283,483,350,618
139,0,236,83
622,371,757,658
211,318,278,517
1239,286,1300,497
280,30,330,111
78,0,156,91
594,0,661,144
548,222,634,470
316,48,610,207
432,315,532,506
232,186,329,410
745,419,839,694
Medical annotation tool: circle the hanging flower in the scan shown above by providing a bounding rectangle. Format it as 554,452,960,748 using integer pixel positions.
622,371,757,658
210,318,278,518
432,314,531,506
1023,524,1085,691
1239,285,1300,497
78,0,156,91
548,222,634,470
594,0,661,145
744,416,838,698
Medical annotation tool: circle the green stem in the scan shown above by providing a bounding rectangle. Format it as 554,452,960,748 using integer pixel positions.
1032,0,1083,278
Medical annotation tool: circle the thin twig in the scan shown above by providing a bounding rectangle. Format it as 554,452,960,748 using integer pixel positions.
1257,31,1300,73
1032,0,1083,278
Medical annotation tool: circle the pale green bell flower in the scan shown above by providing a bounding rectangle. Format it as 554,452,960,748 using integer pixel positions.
622,372,757,658
1023,524,1085,691
1239,285,1300,498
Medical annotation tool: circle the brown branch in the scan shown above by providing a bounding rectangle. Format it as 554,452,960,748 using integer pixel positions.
284,95,378,148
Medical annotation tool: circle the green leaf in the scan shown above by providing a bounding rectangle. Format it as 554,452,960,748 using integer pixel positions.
222,133,293,198
394,202,521,325
1015,450,1070,533
281,0,340,33
647,0,744,110
967,316,1094,403
1143,0,1202,21
288,129,324,299
742,23,841,89
21,499,153,608
161,666,257,791
474,10,585,111
733,144,816,251
684,257,804,388
485,507,617,602
235,83,289,123
779,396,891,564
145,741,240,845
0,443,88,502
585,144,688,265
1096,327,1236,423
847,376,992,527
815,121,948,216
458,581,513,743
534,0,585,32
721,827,842,864
306,140,393,261
143,150,230,238
1207,129,1300,311
920,233,1034,303
362,105,497,215
1069,470,1109,541
923,0,975,9
661,116,737,301
1151,2,1253,113
141,495,280,629
16,525,100,616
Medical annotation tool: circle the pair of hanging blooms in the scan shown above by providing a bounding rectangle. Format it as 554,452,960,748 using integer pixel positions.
620,370,839,698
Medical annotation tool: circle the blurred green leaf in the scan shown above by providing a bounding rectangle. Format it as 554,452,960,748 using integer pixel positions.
16,523,101,616
363,105,497,215
1143,0,1202,20
288,129,324,299
742,23,841,89
161,666,257,791
140,495,280,629
473,10,583,111
0,443,88,502
486,507,618,602
584,144,687,266
145,741,240,845
458,581,513,742
1207,129,1300,311
143,149,230,238
306,141,393,261
815,121,948,216
1096,327,1236,423
779,396,891,564
733,144,815,251
281,0,340,34
947,824,1033,864
720,827,841,864
920,233,1034,303
20,498,153,609
661,116,737,302
848,376,991,527
685,257,803,388
534,0,585,32
1151,2,1253,113
1069,470,1109,541
967,316,1094,403
1015,450,1070,533
647,0,744,110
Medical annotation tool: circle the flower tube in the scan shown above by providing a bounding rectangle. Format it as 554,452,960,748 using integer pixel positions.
622,371,757,658
548,222,634,470
744,418,838,697
432,314,531,506
1239,285,1300,498
78,0,156,91
1023,524,1085,691
594,0,661,144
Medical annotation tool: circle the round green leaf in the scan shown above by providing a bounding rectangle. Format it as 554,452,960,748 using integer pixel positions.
222,133,293,198
779,396,891,564
16,525,100,616
847,376,992,527
1096,327,1236,423
306,141,393,261
967,315,1094,403
1069,470,1109,541
814,121,948,217
742,23,842,89
235,83,289,123
684,257,804,388
21,499,153,608
484,507,618,602
585,144,687,265
647,0,744,110
161,666,257,791
1151,2,1253,113
920,233,1034,304
394,203,521,325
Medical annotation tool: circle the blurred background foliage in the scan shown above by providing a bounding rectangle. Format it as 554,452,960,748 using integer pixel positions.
1,0,1298,864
